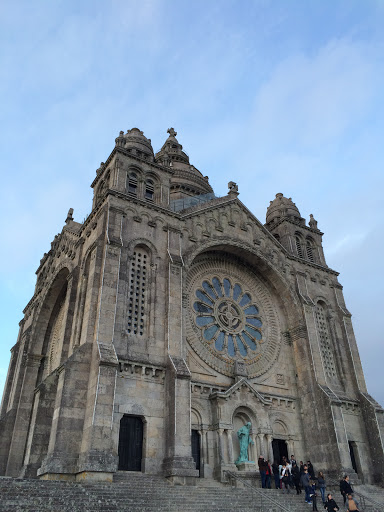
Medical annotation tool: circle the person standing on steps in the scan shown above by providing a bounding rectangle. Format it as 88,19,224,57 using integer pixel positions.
258,455,268,488
317,472,326,503
281,462,290,494
310,479,318,511
265,459,272,489
324,493,340,511
292,462,301,495
307,460,315,479
339,475,353,506
301,468,311,503
272,460,280,489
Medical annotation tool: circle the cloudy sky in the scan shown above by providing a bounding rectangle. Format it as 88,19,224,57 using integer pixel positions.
0,0,383,405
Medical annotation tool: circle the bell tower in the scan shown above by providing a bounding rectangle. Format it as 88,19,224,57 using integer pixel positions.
265,192,326,266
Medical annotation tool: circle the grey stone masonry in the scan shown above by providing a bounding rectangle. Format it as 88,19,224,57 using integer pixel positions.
0,127,383,487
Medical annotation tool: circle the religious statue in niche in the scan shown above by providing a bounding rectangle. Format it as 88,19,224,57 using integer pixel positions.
235,422,254,464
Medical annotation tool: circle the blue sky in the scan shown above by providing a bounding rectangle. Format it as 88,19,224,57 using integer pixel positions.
1,0,383,405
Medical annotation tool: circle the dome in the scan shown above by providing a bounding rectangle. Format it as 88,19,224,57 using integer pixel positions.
155,127,189,166
116,128,154,158
156,128,214,199
266,193,302,224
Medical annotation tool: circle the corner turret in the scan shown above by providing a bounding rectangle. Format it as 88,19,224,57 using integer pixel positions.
265,193,326,266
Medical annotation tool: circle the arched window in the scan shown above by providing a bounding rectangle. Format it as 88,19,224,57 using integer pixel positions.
314,302,336,378
306,238,315,262
295,236,303,258
145,179,154,200
127,247,149,336
127,172,138,195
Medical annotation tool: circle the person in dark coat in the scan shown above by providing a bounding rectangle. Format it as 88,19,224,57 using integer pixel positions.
272,460,280,489
324,493,339,511
317,472,326,503
307,460,315,479
301,468,311,503
258,456,268,488
310,480,318,511
340,475,353,505
292,463,301,494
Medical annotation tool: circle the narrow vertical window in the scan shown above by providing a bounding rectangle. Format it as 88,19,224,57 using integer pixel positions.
127,172,138,195
127,249,148,336
315,302,336,378
145,179,154,200
295,236,303,258
306,239,315,262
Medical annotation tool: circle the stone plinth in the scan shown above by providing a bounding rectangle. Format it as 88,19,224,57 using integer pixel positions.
236,461,256,472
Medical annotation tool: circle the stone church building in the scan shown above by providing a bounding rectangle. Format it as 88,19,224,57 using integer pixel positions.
1,127,383,485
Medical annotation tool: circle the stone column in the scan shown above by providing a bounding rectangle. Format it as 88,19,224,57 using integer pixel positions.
203,430,209,464
163,228,198,483
217,429,224,463
257,433,265,459
5,352,42,477
72,217,123,481
250,432,257,462
266,434,274,462
226,430,234,464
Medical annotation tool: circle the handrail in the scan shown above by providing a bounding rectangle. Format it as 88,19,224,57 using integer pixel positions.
223,470,292,512
327,478,382,512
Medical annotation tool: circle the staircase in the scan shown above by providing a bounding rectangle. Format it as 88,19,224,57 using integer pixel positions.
0,472,383,512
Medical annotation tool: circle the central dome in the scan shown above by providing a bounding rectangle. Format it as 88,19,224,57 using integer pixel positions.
156,128,213,200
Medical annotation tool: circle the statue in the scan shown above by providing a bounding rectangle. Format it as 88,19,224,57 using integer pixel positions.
235,422,254,464
309,214,318,229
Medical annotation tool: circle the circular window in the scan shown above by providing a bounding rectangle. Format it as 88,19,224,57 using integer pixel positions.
193,277,263,359
186,259,281,378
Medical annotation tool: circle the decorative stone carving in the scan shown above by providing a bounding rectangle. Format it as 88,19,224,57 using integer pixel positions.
186,257,281,378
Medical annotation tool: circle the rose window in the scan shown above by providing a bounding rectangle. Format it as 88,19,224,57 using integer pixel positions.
193,277,263,358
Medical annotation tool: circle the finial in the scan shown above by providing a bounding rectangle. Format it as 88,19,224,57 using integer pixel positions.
65,208,74,224
96,162,105,175
167,127,177,138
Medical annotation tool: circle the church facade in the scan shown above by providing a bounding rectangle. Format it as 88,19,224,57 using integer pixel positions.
1,127,383,484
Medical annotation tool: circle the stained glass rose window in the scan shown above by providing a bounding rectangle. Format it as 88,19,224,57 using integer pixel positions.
193,277,263,359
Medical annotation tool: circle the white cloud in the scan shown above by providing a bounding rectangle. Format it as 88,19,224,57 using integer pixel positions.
251,38,379,149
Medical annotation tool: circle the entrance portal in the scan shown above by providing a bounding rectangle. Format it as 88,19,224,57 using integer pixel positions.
118,415,143,471
191,430,201,475
272,438,288,464
349,441,359,475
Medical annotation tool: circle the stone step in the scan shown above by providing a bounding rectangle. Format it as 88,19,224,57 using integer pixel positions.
2,475,382,512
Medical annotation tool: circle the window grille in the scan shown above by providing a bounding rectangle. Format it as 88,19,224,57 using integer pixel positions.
127,172,138,195
145,179,154,200
306,240,315,262
315,303,336,378
127,250,148,336
295,236,303,258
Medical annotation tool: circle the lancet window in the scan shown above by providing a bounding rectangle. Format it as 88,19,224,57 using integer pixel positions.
127,248,149,336
314,302,337,378
127,172,138,195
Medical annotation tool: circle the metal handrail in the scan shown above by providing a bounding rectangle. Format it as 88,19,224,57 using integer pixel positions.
223,470,292,512
327,478,382,512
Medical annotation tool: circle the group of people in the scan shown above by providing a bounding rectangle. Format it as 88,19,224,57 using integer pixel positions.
257,455,360,512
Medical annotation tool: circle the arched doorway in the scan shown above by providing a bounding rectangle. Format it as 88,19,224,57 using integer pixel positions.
118,415,143,471
191,430,201,474
272,439,288,464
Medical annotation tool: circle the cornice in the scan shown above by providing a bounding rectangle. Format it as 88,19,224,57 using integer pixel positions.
266,216,323,236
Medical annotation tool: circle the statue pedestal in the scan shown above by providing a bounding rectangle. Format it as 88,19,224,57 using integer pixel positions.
236,461,256,472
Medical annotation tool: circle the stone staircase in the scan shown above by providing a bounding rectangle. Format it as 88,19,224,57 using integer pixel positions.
354,484,384,511
0,472,382,512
